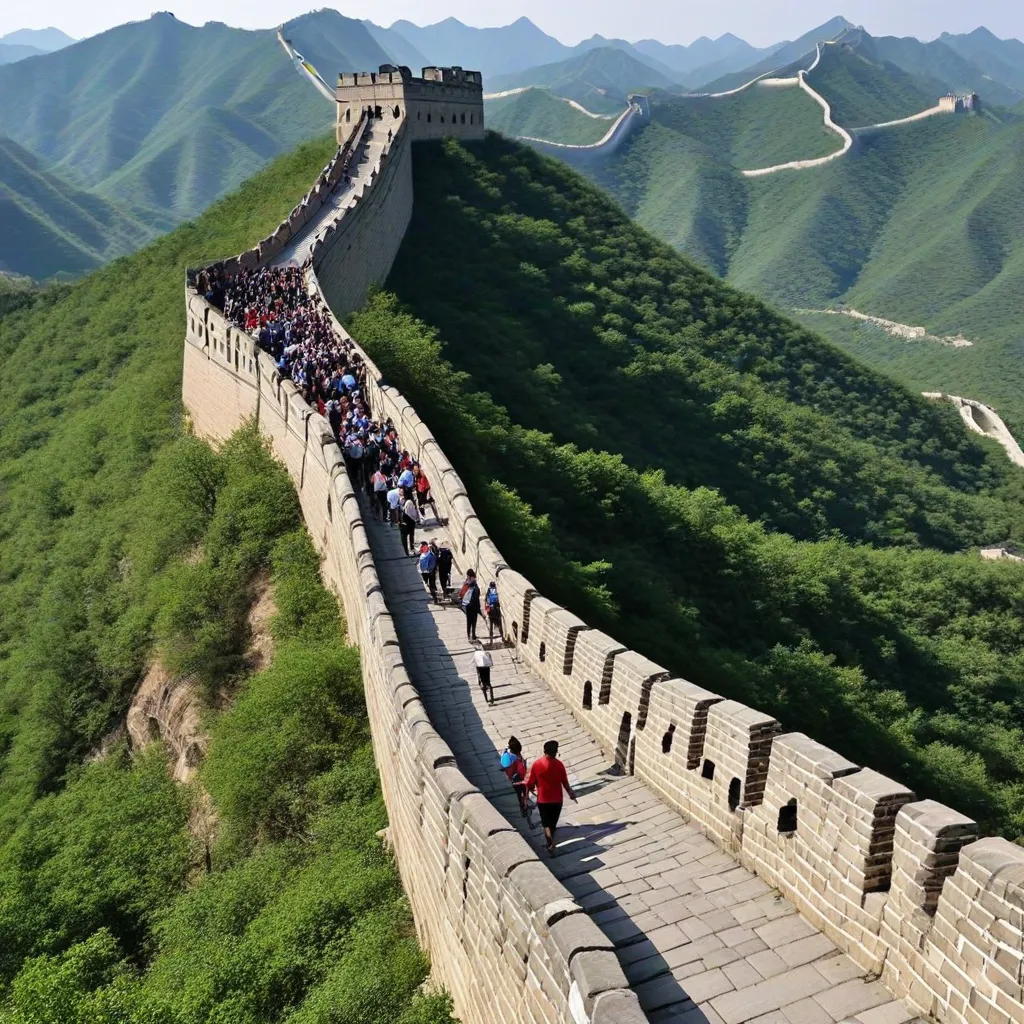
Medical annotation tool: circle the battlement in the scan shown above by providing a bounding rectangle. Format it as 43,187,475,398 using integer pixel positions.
336,63,484,144
938,92,978,113
182,86,1024,1024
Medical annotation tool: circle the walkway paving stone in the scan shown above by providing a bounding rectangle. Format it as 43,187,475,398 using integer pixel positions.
360,498,916,1024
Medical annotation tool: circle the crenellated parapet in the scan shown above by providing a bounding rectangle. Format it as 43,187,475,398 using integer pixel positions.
181,68,1024,1024
336,63,484,144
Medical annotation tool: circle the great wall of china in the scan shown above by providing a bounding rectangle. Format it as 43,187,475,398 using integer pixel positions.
497,28,962,177
181,63,1024,1024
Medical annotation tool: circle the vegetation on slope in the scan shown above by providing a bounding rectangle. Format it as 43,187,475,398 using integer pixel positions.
652,86,841,168
0,13,333,228
485,89,613,144
590,76,1024,426
0,137,157,279
807,38,940,127
351,135,1024,839
489,46,675,115
0,136,452,1022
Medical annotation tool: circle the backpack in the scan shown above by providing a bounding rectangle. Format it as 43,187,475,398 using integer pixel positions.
460,583,475,609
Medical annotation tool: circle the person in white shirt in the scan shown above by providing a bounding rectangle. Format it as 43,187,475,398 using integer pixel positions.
474,648,494,704
386,485,402,527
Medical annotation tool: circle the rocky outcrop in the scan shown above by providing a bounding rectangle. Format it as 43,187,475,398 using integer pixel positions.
126,662,206,783
125,574,276,781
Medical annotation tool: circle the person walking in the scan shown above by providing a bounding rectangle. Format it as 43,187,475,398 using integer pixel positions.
400,488,420,556
484,581,502,642
525,740,577,856
437,543,453,598
386,481,402,528
474,646,494,704
459,569,482,642
414,465,432,520
418,541,438,602
371,465,389,521
500,737,531,822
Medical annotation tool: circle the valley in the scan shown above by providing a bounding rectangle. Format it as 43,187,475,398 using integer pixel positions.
1,6,1024,1023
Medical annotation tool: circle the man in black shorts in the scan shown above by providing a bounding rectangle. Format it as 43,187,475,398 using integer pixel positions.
525,740,577,856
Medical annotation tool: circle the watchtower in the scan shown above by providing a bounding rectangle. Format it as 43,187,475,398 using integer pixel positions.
336,64,485,145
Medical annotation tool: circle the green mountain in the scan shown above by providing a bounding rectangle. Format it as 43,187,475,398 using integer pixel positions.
864,31,1023,109
0,133,455,1023
940,27,1024,93
0,26,75,51
634,33,764,82
589,83,841,272
0,42,44,64
698,16,854,91
0,136,157,279
0,13,332,226
280,10,393,88
352,133,1024,839
488,47,676,114
361,19,430,70
583,36,1024,427
387,15,570,76
485,88,614,143
805,32,941,126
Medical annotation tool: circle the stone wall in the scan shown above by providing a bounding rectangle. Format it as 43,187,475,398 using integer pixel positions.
183,120,645,1024
183,104,1024,1024
521,95,648,168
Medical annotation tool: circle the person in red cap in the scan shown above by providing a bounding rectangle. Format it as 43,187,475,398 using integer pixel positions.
525,740,577,856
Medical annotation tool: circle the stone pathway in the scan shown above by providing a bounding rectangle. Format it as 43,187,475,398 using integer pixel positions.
362,498,918,1024
272,130,385,267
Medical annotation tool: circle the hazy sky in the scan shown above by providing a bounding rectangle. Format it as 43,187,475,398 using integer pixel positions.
2,0,1022,48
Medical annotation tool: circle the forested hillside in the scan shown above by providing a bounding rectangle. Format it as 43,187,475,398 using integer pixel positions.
588,49,1024,426
0,135,452,1023
0,14,333,227
0,137,157,279
485,89,613,144
351,134,1024,840
488,46,676,114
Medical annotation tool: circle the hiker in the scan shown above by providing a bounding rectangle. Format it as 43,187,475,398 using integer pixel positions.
386,481,402,527
437,543,453,597
474,646,494,704
414,465,432,517
500,737,531,821
459,569,482,642
484,581,502,642
371,464,389,520
418,541,438,602
400,488,420,555
525,740,577,856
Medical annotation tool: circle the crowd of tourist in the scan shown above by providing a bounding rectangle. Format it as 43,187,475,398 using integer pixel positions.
197,261,505,629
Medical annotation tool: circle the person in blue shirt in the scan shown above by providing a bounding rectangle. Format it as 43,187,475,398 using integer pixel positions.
398,465,415,490
418,542,438,602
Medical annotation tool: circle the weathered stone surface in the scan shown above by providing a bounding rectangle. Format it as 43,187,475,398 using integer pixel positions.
180,85,1021,1024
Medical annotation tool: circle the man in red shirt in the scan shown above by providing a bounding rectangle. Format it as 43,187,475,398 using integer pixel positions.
525,740,577,856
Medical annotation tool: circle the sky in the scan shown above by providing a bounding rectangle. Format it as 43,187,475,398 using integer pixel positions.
2,0,1022,48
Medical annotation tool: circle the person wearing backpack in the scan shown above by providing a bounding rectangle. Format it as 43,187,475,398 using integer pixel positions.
499,737,531,822
484,581,502,642
459,569,482,642
418,542,438,602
